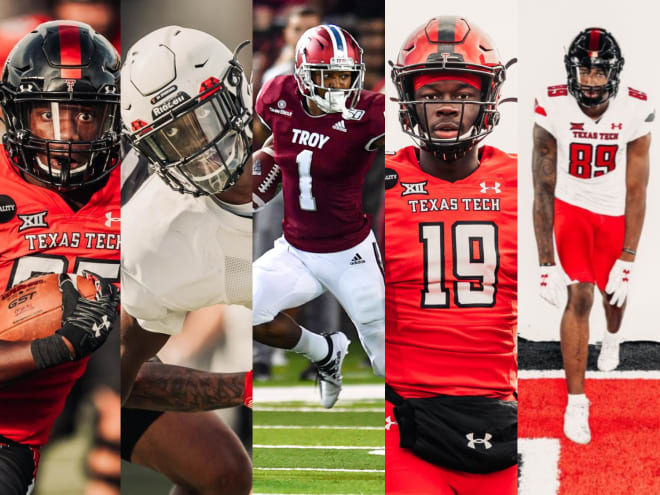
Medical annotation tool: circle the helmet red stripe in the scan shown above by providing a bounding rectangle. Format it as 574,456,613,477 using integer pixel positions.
58,24,82,78
588,29,601,52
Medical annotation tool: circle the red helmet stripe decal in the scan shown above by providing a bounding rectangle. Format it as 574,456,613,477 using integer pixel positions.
58,24,82,79
588,29,601,52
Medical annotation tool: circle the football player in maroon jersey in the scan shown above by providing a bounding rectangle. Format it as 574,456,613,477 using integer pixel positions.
385,16,517,494
0,21,121,493
253,24,385,407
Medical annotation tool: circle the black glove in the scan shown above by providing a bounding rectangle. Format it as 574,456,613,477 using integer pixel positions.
31,272,120,368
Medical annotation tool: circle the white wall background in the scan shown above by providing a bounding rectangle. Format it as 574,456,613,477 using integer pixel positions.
517,0,660,342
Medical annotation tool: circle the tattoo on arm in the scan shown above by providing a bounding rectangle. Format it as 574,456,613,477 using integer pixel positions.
532,124,558,264
125,362,246,412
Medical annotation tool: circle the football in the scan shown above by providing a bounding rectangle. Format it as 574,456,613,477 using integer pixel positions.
0,274,96,341
252,146,282,211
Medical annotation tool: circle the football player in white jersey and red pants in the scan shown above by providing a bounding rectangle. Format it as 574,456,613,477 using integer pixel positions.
533,27,653,444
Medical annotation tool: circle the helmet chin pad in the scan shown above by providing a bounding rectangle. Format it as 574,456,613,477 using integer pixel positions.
309,90,348,114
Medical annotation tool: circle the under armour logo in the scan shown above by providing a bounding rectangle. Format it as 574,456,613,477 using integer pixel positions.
400,181,428,196
91,315,111,337
611,122,623,130
466,432,492,449
622,269,630,282
385,416,397,431
105,211,120,227
480,182,501,193
540,274,549,287
17,211,48,232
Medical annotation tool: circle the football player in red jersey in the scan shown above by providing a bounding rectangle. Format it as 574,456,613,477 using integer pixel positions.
252,24,385,408
0,21,121,493
385,16,517,494
532,28,652,444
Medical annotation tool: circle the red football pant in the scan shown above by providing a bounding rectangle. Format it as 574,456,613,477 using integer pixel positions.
554,198,624,291
385,401,516,495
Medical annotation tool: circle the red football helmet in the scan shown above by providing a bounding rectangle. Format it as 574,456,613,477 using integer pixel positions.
294,24,364,115
391,16,507,159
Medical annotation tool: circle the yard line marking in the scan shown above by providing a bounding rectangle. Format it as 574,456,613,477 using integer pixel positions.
254,467,384,473
519,370,660,379
254,407,382,412
254,425,381,430
254,444,383,450
255,384,383,403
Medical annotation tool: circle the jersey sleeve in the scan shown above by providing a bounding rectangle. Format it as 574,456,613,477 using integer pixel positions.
255,77,275,131
533,88,556,137
121,269,185,336
628,89,654,142
365,92,385,150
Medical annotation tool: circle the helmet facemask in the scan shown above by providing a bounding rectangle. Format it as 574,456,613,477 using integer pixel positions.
392,63,504,160
295,63,364,116
129,47,252,197
3,98,119,189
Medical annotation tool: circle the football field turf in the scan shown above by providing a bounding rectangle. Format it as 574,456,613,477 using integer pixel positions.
518,338,660,495
253,343,384,495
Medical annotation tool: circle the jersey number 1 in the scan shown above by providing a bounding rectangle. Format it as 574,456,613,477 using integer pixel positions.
297,150,317,211
420,221,499,308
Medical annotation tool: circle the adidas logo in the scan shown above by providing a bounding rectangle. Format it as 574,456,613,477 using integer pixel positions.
332,120,347,133
350,253,365,265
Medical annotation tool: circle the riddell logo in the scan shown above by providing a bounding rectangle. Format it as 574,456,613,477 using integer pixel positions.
152,92,190,118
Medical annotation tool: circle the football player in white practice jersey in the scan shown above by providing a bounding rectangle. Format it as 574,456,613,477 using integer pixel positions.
119,27,252,494
532,27,653,444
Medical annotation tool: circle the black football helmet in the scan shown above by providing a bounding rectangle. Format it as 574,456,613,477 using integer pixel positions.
565,28,624,107
0,20,120,190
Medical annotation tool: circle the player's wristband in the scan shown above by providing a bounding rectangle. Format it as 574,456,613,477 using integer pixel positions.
539,262,555,267
622,247,636,256
31,335,74,369
243,370,253,409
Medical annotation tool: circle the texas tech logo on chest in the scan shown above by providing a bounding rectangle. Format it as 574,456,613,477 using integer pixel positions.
291,128,330,149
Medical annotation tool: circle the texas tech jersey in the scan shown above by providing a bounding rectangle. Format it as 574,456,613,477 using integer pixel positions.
0,149,120,446
121,174,252,336
535,83,654,215
255,75,384,253
385,146,517,400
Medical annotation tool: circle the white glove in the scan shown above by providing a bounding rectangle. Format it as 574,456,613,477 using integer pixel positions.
605,259,634,308
538,264,566,307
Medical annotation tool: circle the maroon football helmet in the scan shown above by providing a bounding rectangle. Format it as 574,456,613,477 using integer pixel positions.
294,24,364,115
391,16,507,159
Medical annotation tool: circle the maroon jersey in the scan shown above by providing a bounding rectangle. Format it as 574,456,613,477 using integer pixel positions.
256,75,384,252
0,149,120,446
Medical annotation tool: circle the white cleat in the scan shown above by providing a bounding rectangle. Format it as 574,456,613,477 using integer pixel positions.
597,332,621,371
564,400,591,444
315,332,350,409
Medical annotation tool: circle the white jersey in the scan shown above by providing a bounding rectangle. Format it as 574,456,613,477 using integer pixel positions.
534,83,654,215
122,174,252,335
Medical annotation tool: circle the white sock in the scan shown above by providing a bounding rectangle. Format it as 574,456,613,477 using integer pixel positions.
603,330,620,343
291,326,329,362
567,393,588,406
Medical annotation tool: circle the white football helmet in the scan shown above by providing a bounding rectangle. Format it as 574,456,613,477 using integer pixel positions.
122,26,252,196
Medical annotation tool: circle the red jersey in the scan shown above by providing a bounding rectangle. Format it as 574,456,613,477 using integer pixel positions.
255,75,384,253
0,150,120,446
385,146,517,400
